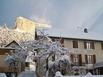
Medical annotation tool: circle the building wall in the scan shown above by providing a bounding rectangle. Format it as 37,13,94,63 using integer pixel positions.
64,39,73,49
0,55,7,67
0,49,21,73
63,38,103,64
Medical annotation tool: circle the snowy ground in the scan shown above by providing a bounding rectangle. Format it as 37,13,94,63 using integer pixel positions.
55,71,103,77
59,75,103,77
17,71,37,77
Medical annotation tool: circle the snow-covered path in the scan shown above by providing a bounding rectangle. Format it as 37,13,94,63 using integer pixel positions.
18,71,37,77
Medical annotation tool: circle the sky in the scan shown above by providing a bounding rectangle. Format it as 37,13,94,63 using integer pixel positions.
0,0,103,39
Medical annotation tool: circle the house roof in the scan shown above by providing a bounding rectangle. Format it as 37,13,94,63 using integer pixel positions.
49,31,103,42
5,40,22,49
0,47,15,50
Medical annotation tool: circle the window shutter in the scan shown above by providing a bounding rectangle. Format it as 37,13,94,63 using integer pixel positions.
78,54,82,66
84,42,87,49
70,54,73,63
93,55,96,64
101,43,103,50
93,42,95,49
85,55,88,64
91,42,95,49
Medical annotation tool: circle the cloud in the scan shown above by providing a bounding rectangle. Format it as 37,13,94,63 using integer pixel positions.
1,0,103,37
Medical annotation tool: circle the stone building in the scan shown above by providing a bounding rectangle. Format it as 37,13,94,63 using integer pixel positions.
50,34,103,75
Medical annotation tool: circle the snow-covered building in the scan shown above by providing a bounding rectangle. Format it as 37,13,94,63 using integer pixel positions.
49,31,103,75
5,40,22,49
0,47,19,76
0,40,28,77
0,17,103,76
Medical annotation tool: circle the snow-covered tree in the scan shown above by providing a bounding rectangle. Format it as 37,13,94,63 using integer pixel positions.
4,30,70,77
0,25,34,46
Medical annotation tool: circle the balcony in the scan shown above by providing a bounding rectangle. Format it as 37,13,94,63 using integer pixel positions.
68,48,94,53
85,64,94,69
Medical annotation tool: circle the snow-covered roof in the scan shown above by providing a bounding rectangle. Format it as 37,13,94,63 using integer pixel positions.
17,71,37,77
0,47,15,50
49,31,103,42
5,40,22,49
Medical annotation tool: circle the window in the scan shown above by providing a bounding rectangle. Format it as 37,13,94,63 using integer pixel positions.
25,62,29,67
85,55,96,64
101,42,103,50
52,38,55,42
73,55,78,65
71,54,82,66
73,40,78,48
84,41,95,49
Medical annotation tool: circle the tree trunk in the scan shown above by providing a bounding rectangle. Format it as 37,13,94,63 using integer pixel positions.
35,58,41,77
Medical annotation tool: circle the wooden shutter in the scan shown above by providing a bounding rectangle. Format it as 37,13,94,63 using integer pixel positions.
101,43,103,50
70,54,73,63
90,42,95,49
84,42,87,49
73,40,78,48
78,54,82,66
85,55,88,64
93,55,96,64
